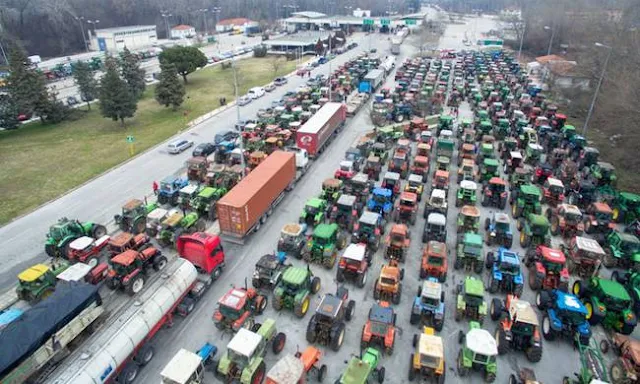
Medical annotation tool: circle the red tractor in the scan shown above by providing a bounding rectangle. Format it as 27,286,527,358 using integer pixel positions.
388,150,410,179
524,245,569,292
360,301,397,355
420,241,448,282
393,192,418,225
334,160,356,181
546,204,584,239
66,235,111,267
212,286,268,331
384,224,411,262
336,243,370,288
105,247,167,296
541,177,565,207
107,232,151,258
410,156,430,178
583,202,615,234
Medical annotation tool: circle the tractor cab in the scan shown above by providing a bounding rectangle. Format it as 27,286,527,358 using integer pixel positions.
542,177,565,206
178,184,200,210
331,194,359,231
405,174,424,201
483,177,508,209
16,264,66,303
525,143,543,165
457,206,481,233
419,131,434,147
186,156,209,182
458,326,498,381
456,180,478,207
432,170,450,195
344,173,372,202
416,143,431,158
158,176,189,205
505,151,523,174
480,158,500,183
364,155,382,181
115,198,155,235
382,172,401,198
335,160,356,180
321,179,343,204
579,147,600,169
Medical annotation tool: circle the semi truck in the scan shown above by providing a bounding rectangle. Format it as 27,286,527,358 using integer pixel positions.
390,38,402,55
0,282,104,384
359,69,385,93
295,102,347,158
44,257,218,384
217,151,296,241
285,146,310,180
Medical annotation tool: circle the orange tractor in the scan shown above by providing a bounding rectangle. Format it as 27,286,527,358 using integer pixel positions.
361,301,397,355
213,286,268,332
420,241,448,282
374,260,404,304
393,192,418,225
266,346,327,384
384,224,411,262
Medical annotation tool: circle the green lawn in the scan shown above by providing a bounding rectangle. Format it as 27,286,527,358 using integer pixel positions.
0,57,296,225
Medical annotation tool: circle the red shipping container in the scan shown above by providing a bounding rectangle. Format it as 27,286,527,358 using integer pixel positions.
217,151,295,239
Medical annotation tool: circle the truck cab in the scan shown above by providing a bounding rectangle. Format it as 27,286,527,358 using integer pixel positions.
176,233,225,278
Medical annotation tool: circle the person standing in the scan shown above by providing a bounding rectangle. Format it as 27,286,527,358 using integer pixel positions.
152,181,159,195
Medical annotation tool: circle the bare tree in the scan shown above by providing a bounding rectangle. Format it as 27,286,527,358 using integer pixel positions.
269,56,282,79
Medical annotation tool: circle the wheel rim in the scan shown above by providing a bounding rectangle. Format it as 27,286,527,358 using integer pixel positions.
520,232,525,243
611,363,622,380
543,316,550,334
573,283,580,296
338,328,345,346
302,298,309,314
126,367,138,382
87,257,98,268
157,259,167,270
132,278,144,293
585,302,593,319
613,208,619,221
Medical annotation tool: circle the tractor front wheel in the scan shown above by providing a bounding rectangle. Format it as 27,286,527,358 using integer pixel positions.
457,350,468,377
133,217,147,235
127,275,145,296
91,224,107,239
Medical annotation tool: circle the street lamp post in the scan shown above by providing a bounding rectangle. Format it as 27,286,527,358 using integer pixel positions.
75,17,89,52
211,7,221,33
544,25,555,56
198,9,209,35
85,19,99,49
517,20,526,60
230,54,246,178
161,12,172,39
582,42,612,137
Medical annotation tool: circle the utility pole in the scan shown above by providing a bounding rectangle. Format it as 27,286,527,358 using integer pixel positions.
517,20,526,61
582,43,612,136
328,33,332,101
198,9,209,36
161,11,172,39
75,17,89,52
231,54,245,177
0,20,8,65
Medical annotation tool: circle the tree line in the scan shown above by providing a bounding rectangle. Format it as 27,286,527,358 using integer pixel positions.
0,41,206,129
0,0,420,59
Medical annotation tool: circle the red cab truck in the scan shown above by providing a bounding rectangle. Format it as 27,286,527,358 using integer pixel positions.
295,102,346,158
216,151,296,242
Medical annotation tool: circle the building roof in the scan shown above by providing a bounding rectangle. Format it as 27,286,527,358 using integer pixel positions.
172,24,194,31
217,18,253,26
535,54,565,64
291,11,327,18
95,25,156,34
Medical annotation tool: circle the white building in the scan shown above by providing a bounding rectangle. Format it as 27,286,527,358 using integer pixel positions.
215,18,259,33
170,25,196,39
353,9,371,18
90,25,157,53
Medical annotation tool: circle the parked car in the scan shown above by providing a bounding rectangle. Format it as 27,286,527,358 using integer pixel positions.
274,77,288,86
238,95,252,106
265,83,276,92
66,96,79,106
234,120,255,131
192,142,216,157
215,129,239,144
167,139,194,154
248,87,265,99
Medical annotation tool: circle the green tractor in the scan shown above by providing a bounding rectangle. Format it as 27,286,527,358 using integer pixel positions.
114,198,157,235
456,322,498,383
455,180,478,207
573,277,638,335
215,320,287,384
517,213,551,248
300,198,329,227
455,276,487,324
15,262,70,303
611,270,640,317
479,158,500,184
273,266,321,318
437,114,453,135
454,233,484,273
601,230,640,270
190,186,227,221
335,347,386,384
612,191,640,224
45,217,107,257
510,184,542,219
302,223,347,268
157,211,206,247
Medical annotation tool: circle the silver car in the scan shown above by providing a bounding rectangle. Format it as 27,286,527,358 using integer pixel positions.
167,139,194,154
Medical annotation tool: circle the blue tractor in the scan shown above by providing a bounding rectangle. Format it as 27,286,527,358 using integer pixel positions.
485,248,523,296
535,289,591,346
367,188,393,218
158,175,189,206
214,140,237,163
409,278,445,331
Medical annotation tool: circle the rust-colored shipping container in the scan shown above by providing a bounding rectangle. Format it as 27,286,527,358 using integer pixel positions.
217,151,295,240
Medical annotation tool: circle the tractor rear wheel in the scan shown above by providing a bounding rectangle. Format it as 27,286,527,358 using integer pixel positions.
330,322,345,351
272,332,286,354
195,219,206,232
255,295,268,314
317,365,327,382
306,316,317,343
91,224,107,238
295,295,311,318
496,327,509,355
250,362,266,384
525,344,543,362
153,256,168,271
345,300,356,321
610,359,626,383
356,272,367,288
311,277,321,294
133,217,147,235
457,350,468,377
127,275,145,296
272,295,283,311
208,202,217,221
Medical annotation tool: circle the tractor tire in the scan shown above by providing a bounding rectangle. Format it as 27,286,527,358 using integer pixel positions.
536,290,551,310
520,231,530,248
496,327,509,355
345,300,356,321
85,256,99,268
356,272,367,288
505,235,513,249
474,260,483,274
526,344,543,363
377,367,385,383
373,282,381,300
392,283,402,304
272,332,286,354
132,217,147,235
499,198,506,210
272,295,283,311
485,371,496,383
323,253,337,269
318,365,327,382
255,295,268,314
91,224,107,239
195,219,206,232
330,322,346,351
250,361,266,384
485,218,491,231
550,217,561,236
490,298,504,321
45,243,56,257
603,251,617,268
311,277,321,294
485,252,495,269
408,354,416,381
572,280,585,298
336,269,345,282
208,202,217,221
126,275,145,296
488,275,499,294
542,314,556,341
529,272,542,291
295,295,311,318
306,315,317,343
586,301,605,326
153,256,168,271
457,350,469,377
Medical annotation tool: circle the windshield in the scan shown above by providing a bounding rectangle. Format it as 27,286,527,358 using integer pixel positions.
381,277,396,285
374,194,388,204
562,309,586,325
401,199,415,207
227,350,249,369
622,240,640,253
313,236,328,246
421,295,439,306
306,206,318,215
111,262,130,275
427,256,444,266
595,211,612,221
282,281,301,294
543,259,563,273
499,260,519,274
393,158,404,167
341,165,351,171
420,354,440,368
370,321,389,335
219,304,242,320
465,293,483,306
161,183,173,192
473,353,496,364
391,234,404,243
565,212,581,223
50,226,63,239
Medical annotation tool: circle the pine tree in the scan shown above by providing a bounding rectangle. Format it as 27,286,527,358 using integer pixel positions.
159,46,207,83
6,44,49,122
72,61,99,110
120,47,146,99
99,57,137,127
0,94,20,130
154,62,185,111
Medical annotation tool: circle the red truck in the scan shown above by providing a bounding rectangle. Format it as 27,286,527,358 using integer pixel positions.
296,102,346,158
177,232,226,280
216,151,296,241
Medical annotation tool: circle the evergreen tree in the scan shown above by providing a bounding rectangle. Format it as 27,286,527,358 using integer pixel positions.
99,57,137,127
0,94,20,130
154,62,185,111
72,61,99,110
159,46,207,83
6,44,49,122
120,47,146,99
40,93,70,124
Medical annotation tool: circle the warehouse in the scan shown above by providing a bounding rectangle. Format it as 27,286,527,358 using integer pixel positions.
262,31,330,54
90,25,157,52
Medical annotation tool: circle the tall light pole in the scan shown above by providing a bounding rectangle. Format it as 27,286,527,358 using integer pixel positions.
212,7,221,33
517,20,526,61
544,25,555,56
230,54,245,177
344,6,353,16
161,12,172,39
198,9,209,35
86,19,99,49
75,17,89,52
582,42,612,137
328,33,332,101
0,19,9,65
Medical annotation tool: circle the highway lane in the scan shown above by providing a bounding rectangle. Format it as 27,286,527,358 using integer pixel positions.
0,31,377,291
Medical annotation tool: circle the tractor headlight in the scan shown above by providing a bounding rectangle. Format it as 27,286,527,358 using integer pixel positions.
490,231,496,237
